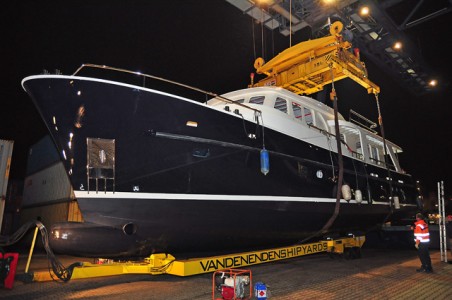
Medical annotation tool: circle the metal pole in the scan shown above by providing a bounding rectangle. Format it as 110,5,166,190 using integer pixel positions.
25,226,39,273
441,181,446,262
438,181,447,262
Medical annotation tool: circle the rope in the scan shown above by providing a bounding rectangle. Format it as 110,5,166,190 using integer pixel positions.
259,111,266,149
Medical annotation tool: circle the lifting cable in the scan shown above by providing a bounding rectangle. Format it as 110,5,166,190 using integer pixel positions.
374,93,395,219
295,64,344,244
252,18,256,62
326,134,336,177
258,111,266,149
320,65,345,233
351,157,359,192
289,0,292,47
261,7,265,61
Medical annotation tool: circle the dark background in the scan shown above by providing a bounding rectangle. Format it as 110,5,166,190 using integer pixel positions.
1,0,451,199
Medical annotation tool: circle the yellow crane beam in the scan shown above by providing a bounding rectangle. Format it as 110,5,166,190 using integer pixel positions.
252,21,380,95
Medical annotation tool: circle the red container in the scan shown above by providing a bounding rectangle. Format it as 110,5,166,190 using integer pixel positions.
1,253,19,289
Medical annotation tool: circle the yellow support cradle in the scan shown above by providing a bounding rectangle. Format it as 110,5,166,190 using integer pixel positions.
31,235,365,281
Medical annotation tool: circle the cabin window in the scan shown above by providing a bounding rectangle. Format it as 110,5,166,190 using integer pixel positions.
377,147,385,163
234,99,244,104
292,102,302,119
304,107,313,125
354,141,364,160
339,127,363,160
274,97,287,113
249,96,265,105
356,142,362,154
368,145,375,159
368,144,382,164
366,135,386,165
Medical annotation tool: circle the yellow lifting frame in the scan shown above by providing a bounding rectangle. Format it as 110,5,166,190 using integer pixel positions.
251,21,380,95
31,235,365,282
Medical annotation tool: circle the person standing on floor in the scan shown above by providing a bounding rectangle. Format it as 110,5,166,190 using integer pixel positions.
413,213,433,273
446,215,452,264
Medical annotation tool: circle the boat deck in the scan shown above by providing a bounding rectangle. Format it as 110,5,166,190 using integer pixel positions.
3,248,452,299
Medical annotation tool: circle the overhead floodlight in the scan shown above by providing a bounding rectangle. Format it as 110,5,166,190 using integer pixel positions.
369,32,379,40
254,0,274,5
428,79,438,87
359,6,370,16
393,41,402,50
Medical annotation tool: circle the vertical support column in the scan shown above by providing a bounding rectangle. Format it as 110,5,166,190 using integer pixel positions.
438,181,447,262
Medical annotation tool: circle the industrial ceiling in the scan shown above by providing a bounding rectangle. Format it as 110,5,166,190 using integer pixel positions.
226,0,452,95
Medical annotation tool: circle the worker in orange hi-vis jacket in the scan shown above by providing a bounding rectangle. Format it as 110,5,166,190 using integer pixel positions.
413,213,433,273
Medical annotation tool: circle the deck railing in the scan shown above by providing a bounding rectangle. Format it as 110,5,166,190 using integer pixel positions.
72,63,261,114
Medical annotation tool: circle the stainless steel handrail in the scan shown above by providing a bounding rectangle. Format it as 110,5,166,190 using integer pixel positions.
349,109,377,134
72,63,262,114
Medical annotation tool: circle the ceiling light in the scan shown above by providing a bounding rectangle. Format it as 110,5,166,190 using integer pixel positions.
393,42,402,50
255,0,274,4
359,6,370,16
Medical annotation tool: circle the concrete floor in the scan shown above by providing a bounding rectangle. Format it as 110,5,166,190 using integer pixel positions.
1,248,452,299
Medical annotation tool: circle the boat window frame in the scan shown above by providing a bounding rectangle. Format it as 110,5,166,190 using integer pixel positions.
274,97,288,113
248,95,265,105
303,107,314,125
292,102,302,120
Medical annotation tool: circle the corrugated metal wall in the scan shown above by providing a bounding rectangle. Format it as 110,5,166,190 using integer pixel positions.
21,135,83,229
22,162,73,206
0,139,14,232
26,135,60,175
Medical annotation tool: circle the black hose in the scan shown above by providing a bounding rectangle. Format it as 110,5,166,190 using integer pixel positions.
0,220,38,247
0,220,80,282
294,88,344,246
319,88,344,233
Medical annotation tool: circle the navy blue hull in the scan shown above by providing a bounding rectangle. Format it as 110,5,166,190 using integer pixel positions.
22,75,419,257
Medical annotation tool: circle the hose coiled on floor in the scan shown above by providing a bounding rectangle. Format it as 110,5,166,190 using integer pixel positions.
0,220,81,282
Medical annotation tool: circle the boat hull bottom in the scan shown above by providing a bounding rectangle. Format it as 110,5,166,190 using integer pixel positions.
49,222,147,258
48,200,416,258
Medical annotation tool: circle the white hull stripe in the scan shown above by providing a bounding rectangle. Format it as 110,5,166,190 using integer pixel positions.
74,191,416,207
22,75,206,108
